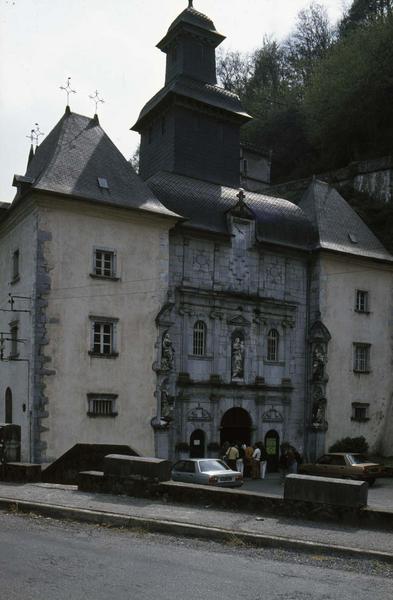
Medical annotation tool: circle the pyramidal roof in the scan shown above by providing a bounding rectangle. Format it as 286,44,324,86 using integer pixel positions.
12,108,178,219
299,179,393,262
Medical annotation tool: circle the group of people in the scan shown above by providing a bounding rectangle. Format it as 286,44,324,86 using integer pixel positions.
221,440,303,481
221,441,268,480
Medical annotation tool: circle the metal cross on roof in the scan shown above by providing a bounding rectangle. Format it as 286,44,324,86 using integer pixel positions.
89,90,105,115
237,188,246,203
26,123,45,147
60,77,77,107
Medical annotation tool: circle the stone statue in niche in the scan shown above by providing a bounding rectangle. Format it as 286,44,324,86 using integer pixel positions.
312,344,326,381
231,335,245,379
160,388,174,421
312,397,327,428
161,331,174,371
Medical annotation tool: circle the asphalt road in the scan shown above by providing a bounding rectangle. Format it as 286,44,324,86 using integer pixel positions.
0,513,392,600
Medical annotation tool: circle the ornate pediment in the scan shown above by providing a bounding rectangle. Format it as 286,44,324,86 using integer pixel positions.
309,320,331,342
187,404,212,422
227,314,251,327
262,407,284,423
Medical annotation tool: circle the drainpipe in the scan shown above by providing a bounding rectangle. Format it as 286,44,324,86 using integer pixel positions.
303,255,312,462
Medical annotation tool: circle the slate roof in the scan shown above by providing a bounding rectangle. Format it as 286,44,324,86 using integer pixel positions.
299,180,393,262
12,109,178,219
157,5,225,50
168,5,217,34
132,76,251,131
147,171,317,250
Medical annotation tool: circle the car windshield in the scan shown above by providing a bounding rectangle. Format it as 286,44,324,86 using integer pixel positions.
199,460,230,473
348,454,370,464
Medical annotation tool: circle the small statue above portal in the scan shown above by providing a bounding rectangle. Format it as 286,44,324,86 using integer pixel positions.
161,331,174,371
231,334,245,379
312,344,326,381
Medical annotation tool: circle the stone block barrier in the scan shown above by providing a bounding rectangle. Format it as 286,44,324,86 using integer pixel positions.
284,474,368,508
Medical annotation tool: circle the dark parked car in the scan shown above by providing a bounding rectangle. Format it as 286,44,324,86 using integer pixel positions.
299,453,385,485
171,458,243,487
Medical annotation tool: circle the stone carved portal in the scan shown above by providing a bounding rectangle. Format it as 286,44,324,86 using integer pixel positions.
231,330,245,379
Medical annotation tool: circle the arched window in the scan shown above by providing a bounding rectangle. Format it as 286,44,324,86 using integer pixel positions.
193,321,206,356
5,388,12,423
267,329,279,361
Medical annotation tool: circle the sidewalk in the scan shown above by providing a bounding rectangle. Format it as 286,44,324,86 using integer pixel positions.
241,473,393,510
0,479,392,560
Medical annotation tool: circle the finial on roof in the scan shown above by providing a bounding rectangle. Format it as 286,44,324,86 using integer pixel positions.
89,90,104,118
237,188,246,203
188,0,193,7
60,77,77,108
26,123,44,149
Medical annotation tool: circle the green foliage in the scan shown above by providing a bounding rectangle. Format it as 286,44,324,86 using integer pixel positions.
217,1,393,181
339,0,392,36
329,436,369,453
305,14,393,168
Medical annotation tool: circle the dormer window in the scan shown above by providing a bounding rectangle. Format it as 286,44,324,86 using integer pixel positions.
97,177,109,189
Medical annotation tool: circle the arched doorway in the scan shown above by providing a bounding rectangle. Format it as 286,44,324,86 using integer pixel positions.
220,407,251,446
190,429,205,458
265,429,280,472
5,388,12,424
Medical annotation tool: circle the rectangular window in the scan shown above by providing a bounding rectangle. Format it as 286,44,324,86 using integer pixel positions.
10,322,19,357
353,344,370,373
355,290,369,313
351,403,369,421
89,317,118,357
12,249,20,282
93,249,116,278
87,394,118,417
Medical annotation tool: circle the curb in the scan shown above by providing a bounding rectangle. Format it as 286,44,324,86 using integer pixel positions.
1,496,393,564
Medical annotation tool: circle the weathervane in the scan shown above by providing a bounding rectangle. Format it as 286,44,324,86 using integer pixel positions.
26,123,45,147
89,90,105,115
60,77,77,107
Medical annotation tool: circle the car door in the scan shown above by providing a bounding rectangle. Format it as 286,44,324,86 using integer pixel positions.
182,460,196,483
172,461,186,482
314,455,333,476
328,455,347,478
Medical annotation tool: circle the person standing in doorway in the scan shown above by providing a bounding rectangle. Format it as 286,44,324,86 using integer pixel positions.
236,442,245,475
225,442,239,471
258,442,268,479
251,443,261,479
244,444,253,478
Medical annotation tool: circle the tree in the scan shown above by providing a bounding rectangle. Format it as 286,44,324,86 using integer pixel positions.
340,0,393,36
216,49,254,97
284,3,335,91
305,14,393,167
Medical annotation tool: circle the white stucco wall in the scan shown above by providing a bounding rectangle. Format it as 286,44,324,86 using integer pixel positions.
318,253,393,455
37,197,174,461
0,201,37,461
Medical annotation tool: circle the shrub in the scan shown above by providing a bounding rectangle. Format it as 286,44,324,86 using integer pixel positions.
328,436,369,453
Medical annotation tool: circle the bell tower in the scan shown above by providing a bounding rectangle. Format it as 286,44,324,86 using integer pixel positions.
132,2,251,188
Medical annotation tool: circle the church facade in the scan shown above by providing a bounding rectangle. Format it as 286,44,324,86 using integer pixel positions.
0,1,392,465
132,2,393,463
